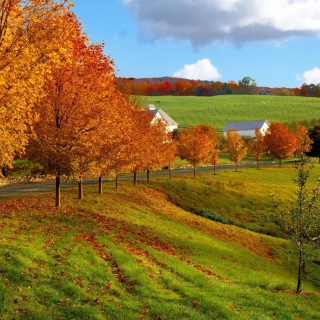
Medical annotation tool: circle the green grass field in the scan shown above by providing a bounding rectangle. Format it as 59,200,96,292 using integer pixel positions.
145,95,320,132
0,165,320,319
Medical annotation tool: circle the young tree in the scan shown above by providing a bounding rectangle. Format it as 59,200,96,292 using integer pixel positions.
294,124,313,162
225,129,248,172
248,129,267,169
124,108,171,185
264,122,297,167
145,120,174,183
178,124,212,178
161,134,178,180
199,124,220,175
276,162,320,293
95,95,135,191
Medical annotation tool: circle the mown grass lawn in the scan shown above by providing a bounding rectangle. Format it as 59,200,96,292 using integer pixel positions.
0,165,320,319
145,95,320,132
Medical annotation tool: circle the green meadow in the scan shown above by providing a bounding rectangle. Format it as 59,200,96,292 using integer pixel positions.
0,165,320,319
145,95,320,132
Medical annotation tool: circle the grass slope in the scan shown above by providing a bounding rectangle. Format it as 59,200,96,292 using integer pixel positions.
144,95,320,131
0,167,320,319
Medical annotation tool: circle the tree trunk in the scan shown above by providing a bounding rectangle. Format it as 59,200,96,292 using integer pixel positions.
193,163,196,178
115,174,119,189
296,248,303,294
78,176,83,200
147,169,150,183
235,161,238,172
133,171,137,186
55,175,61,207
98,176,102,194
257,159,260,169
279,158,282,167
168,162,172,180
213,164,216,175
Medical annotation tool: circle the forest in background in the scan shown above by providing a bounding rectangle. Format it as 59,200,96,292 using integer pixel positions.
117,76,320,97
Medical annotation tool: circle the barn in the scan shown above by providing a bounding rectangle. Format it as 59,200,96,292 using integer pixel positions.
223,119,270,137
144,104,178,132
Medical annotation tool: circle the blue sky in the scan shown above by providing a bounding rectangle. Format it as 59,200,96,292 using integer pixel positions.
71,0,320,88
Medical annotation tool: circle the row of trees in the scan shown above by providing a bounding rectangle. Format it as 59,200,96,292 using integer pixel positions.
118,77,320,97
117,77,259,97
296,83,320,97
177,122,313,176
0,0,178,206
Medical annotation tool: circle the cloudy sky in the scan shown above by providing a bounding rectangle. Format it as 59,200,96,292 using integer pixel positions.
71,0,320,88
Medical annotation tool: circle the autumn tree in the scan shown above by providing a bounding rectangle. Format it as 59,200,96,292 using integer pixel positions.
144,120,175,183
178,124,213,178
155,130,178,180
248,129,267,169
197,124,220,175
294,124,313,162
0,0,73,173
27,15,119,206
121,108,173,185
225,130,248,172
94,94,135,191
264,123,297,167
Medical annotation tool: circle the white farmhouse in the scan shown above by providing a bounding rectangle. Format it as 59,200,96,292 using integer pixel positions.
144,104,178,132
223,119,270,137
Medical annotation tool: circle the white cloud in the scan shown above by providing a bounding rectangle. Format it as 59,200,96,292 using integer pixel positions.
173,59,221,81
123,0,320,46
302,67,320,84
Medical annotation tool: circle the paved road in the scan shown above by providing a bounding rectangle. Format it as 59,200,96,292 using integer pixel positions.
0,162,270,199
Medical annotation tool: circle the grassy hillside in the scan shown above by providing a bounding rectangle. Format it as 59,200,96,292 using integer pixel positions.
0,166,320,319
144,95,320,132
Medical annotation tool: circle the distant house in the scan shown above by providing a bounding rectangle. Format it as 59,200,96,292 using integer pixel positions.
144,104,178,132
223,119,270,137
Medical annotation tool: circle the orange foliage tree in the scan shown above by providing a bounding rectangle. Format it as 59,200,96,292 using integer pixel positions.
121,108,173,185
94,95,135,191
196,124,220,175
264,123,297,167
144,120,175,183
27,15,120,206
178,124,213,178
162,135,178,180
0,0,73,172
248,129,267,169
206,126,220,175
294,124,313,162
225,130,248,172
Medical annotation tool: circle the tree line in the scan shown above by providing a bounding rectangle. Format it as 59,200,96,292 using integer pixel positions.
117,77,320,97
176,122,312,176
0,0,177,206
